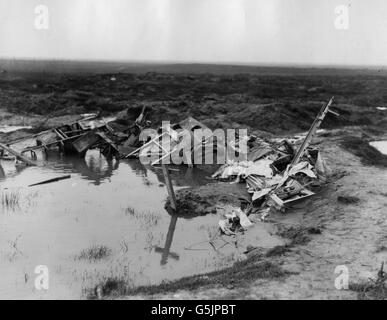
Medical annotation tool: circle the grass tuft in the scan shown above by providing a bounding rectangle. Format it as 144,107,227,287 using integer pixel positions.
77,245,112,262
350,263,387,300
1,190,20,210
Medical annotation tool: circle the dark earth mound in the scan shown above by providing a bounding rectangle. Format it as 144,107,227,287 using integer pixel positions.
1,67,387,135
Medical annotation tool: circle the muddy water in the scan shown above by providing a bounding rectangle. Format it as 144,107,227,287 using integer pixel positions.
0,150,259,299
370,140,387,155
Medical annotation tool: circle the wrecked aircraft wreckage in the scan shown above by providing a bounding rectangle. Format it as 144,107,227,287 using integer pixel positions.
0,107,150,164
214,97,335,232
0,97,337,233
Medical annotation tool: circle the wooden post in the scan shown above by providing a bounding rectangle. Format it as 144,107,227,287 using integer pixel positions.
162,164,177,210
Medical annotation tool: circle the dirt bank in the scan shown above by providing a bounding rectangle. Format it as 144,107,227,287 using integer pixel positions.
165,182,251,216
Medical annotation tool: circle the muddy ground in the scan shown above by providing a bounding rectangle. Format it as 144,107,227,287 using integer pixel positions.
1,65,387,299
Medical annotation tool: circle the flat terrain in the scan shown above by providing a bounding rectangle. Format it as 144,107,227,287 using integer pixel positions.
1,62,387,299
1,62,387,137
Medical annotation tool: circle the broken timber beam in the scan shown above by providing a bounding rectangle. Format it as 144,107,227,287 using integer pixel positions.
28,175,71,187
291,97,335,166
0,143,37,166
264,97,336,201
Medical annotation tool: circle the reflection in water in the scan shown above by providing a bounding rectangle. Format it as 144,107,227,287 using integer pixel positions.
0,151,211,268
154,215,179,265
126,158,149,177
125,157,210,188
83,153,119,185
0,160,27,181
150,166,209,187
0,150,120,185
49,150,119,185
1,148,210,187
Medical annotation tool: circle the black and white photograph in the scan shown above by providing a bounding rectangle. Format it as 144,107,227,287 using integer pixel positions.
0,0,387,305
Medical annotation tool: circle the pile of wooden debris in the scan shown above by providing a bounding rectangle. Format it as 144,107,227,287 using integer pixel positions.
0,108,150,166
212,97,335,219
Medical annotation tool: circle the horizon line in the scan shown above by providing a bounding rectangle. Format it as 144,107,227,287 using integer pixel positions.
1,57,387,71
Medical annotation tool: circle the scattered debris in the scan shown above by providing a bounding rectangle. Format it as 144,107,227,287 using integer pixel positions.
125,116,213,166
2,114,116,159
0,109,150,165
212,135,327,218
212,98,336,219
219,208,253,235
0,98,337,265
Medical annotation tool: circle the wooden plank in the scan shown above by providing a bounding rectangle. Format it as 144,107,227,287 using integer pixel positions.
28,175,71,187
0,143,37,166
56,128,69,138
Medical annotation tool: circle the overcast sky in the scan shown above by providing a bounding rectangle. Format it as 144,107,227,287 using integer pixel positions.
0,0,386,66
